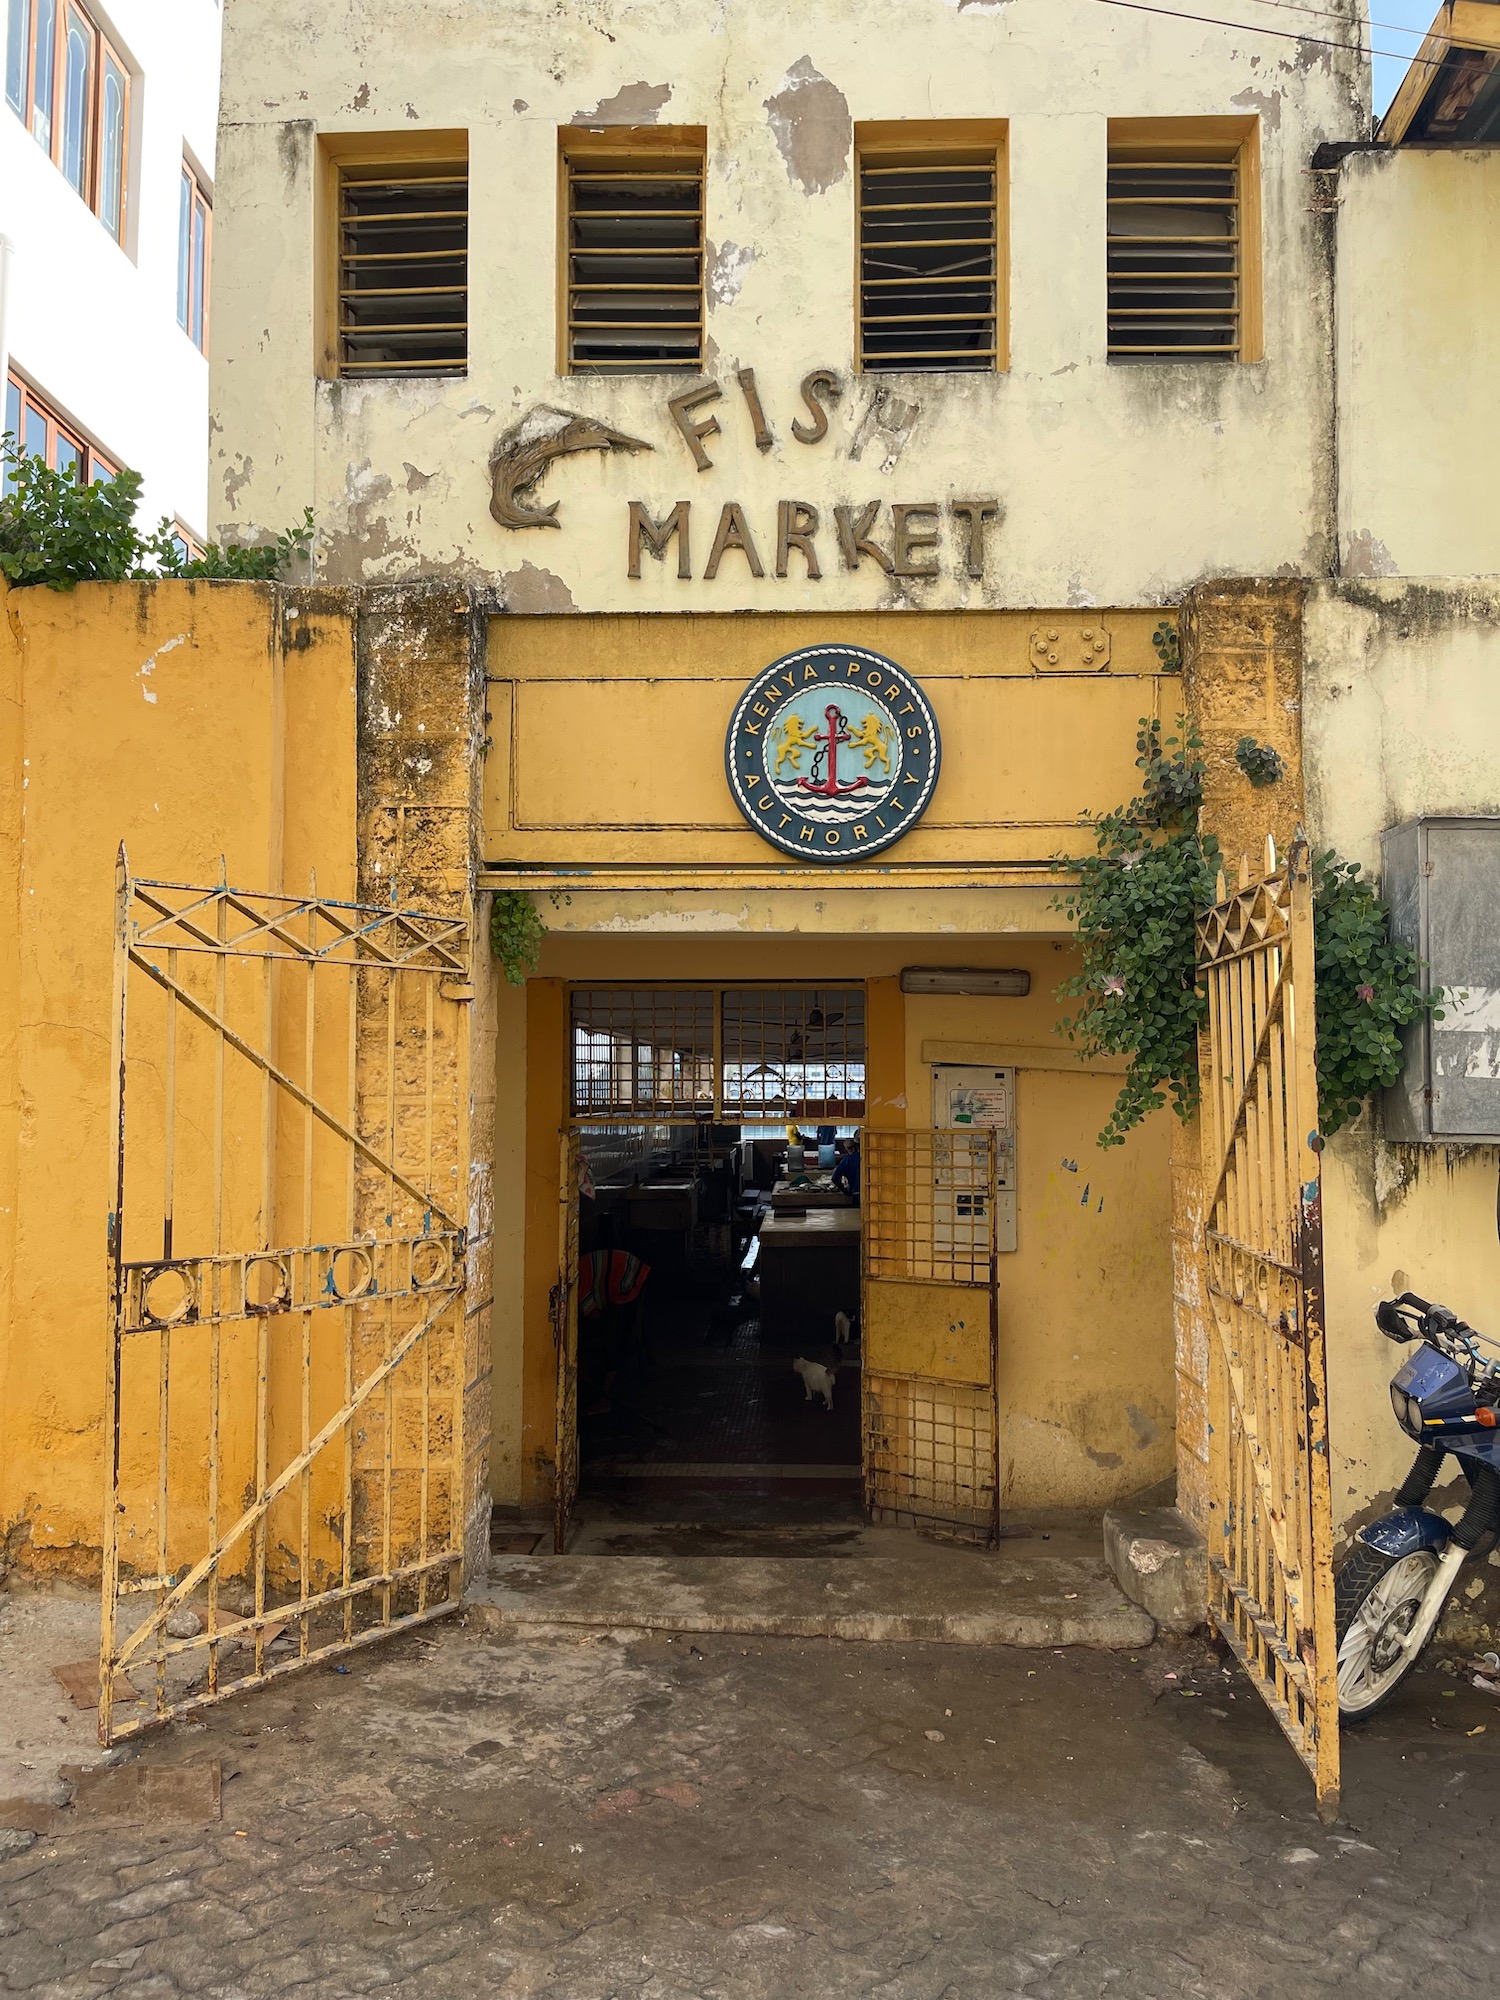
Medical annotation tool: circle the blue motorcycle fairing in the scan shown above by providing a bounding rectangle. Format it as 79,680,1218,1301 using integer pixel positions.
1391,1344,1500,1462
1358,1506,1453,1559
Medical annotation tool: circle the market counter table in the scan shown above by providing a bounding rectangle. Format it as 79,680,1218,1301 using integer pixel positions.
757,1208,860,1348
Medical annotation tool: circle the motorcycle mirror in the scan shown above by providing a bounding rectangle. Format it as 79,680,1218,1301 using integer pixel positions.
1375,1300,1417,1343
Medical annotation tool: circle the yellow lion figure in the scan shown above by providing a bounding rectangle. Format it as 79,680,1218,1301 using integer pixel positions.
774,712,820,774
847,713,891,772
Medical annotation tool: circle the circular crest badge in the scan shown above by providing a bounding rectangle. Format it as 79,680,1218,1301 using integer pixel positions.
725,644,941,861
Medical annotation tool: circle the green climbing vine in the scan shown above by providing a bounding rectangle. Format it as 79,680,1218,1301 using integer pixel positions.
1053,718,1220,1148
1055,717,1439,1148
489,891,547,986
1311,851,1442,1137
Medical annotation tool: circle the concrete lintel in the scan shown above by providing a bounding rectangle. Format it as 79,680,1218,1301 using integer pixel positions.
481,884,1076,938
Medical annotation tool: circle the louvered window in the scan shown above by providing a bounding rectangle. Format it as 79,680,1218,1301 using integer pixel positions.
858,147,999,373
566,145,704,374
1107,150,1241,362
338,163,467,377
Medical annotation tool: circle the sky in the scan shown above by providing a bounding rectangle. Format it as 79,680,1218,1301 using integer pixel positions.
1367,0,1444,114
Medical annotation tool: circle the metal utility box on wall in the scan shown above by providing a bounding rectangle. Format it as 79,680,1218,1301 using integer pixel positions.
1382,817,1500,1143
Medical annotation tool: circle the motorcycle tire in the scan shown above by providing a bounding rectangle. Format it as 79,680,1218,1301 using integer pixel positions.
1334,1543,1440,1723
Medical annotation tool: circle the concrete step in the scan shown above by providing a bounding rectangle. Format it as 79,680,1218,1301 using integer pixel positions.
468,1547,1157,1649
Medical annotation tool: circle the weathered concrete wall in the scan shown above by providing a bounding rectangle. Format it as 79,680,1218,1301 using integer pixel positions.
1335,147,1500,582
1304,580,1500,1541
212,0,1364,610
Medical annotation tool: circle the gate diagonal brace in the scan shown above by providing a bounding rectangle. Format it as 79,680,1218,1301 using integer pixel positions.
127,949,462,1232
130,882,470,972
112,1281,462,1670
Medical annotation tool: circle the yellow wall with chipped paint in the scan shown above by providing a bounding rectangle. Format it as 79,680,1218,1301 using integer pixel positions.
0,578,361,1573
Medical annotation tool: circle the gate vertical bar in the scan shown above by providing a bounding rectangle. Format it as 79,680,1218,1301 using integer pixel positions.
1290,845,1339,1823
99,851,131,1743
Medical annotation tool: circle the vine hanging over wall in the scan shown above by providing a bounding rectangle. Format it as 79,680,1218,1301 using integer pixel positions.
489,891,547,986
1053,719,1220,1148
1054,718,1439,1148
488,889,573,984
1311,852,1442,1137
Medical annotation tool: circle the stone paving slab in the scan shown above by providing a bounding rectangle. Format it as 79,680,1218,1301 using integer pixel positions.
4,1618,1500,1998
472,1547,1158,1647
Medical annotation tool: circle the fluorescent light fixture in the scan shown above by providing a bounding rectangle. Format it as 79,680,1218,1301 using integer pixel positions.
899,967,1031,997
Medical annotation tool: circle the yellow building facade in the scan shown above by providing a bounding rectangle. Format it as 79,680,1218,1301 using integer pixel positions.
5,5,1500,1819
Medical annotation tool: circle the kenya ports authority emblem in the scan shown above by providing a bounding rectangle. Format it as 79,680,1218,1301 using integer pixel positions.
725,644,941,860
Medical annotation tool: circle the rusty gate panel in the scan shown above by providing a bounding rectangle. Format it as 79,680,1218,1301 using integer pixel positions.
862,1129,1000,1544
101,859,476,1743
1197,840,1340,1822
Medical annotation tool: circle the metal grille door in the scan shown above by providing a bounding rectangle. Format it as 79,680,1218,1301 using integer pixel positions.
1197,842,1339,1821
101,862,477,1743
862,1130,1000,1544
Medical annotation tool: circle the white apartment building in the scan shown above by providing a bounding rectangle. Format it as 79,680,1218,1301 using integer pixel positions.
2,0,220,542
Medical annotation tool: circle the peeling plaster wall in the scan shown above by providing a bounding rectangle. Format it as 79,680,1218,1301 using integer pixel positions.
1335,148,1500,582
1304,582,1500,1539
213,0,1366,609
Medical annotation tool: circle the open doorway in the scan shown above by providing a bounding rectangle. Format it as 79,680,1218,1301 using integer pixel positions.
563,986,868,1547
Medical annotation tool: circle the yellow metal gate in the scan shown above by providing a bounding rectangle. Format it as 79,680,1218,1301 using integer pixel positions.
1197,842,1340,1821
862,1129,1001,1544
101,860,476,1743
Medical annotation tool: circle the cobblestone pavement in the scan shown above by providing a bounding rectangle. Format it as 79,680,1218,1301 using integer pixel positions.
4,1616,1500,1998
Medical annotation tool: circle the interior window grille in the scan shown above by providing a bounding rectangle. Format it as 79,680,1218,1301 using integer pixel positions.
338,161,467,377
571,990,714,1118
569,987,866,1120
720,989,866,1121
1107,149,1241,362
858,148,998,373
566,146,704,373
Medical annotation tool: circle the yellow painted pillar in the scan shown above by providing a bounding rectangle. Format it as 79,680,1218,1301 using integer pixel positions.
866,975,907,1129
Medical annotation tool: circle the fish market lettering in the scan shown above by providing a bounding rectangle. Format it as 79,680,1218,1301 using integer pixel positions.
628,497,998,583
484,372,1000,581
725,645,941,861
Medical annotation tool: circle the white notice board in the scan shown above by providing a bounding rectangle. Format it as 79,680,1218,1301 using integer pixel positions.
930,1064,1017,1253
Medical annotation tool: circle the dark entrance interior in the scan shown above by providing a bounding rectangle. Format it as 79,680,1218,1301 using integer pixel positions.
567,985,867,1542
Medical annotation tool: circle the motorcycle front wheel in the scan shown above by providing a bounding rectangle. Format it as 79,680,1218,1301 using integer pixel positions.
1335,1545,1440,1721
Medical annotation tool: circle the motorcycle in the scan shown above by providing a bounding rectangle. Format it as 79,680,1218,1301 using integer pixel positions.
1336,1292,1500,1720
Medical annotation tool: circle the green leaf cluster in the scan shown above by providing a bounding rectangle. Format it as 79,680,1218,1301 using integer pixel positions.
0,435,312,591
1151,620,1182,675
1234,736,1285,789
489,890,546,986
1311,850,1441,1137
1054,718,1221,1147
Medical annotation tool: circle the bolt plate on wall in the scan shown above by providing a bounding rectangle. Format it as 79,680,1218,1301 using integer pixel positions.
1029,625,1112,673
